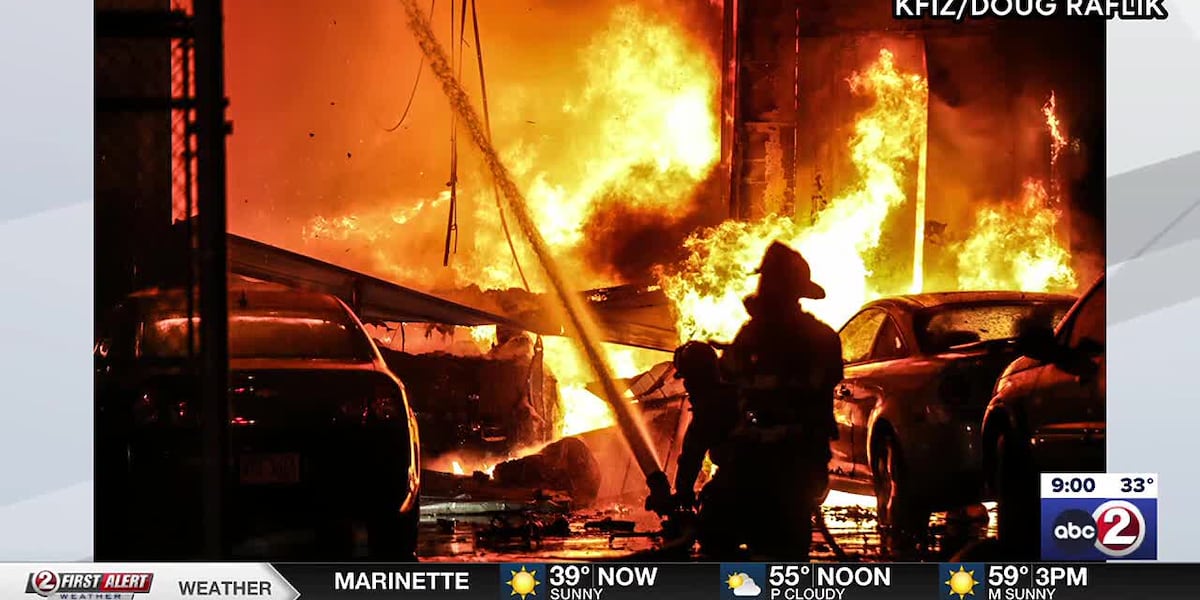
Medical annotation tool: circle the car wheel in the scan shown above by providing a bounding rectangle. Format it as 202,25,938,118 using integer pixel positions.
994,431,1039,559
872,434,929,558
367,499,420,561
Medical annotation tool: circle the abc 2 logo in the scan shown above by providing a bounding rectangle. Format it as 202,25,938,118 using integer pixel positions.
1040,497,1157,560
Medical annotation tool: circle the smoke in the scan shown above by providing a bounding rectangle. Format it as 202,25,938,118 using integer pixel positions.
917,31,1104,294
583,200,711,283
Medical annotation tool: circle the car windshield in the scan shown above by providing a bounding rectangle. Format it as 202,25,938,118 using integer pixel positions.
914,301,1072,354
139,311,375,361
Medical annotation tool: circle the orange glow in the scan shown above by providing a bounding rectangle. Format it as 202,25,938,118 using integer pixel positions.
154,316,341,330
294,4,712,438
542,336,665,437
661,49,929,338
956,93,1077,293
956,180,1076,293
299,4,719,292
468,325,498,353
226,4,1089,454
430,445,548,478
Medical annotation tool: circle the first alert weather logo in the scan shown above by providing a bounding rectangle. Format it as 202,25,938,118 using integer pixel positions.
944,565,980,599
726,571,762,597
507,566,541,600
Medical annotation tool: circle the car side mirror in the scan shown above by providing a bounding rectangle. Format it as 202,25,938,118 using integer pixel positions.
1016,326,1060,363
1064,337,1103,380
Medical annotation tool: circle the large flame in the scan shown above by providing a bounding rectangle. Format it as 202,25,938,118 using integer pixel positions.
300,4,714,437
518,4,720,251
956,180,1076,292
302,4,718,292
956,93,1077,293
661,49,928,340
543,336,664,437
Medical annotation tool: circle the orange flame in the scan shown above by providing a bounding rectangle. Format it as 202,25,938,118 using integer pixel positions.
661,49,928,338
302,5,718,293
468,325,498,353
1043,92,1069,171
956,180,1076,292
957,93,1077,293
543,336,664,437
301,5,714,439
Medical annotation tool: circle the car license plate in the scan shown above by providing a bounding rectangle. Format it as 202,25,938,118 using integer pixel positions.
239,453,300,485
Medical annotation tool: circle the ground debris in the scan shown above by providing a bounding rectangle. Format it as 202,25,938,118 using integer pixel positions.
584,517,636,533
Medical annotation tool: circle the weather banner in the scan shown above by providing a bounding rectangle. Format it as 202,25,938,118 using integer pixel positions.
249,563,1200,600
9,562,1200,599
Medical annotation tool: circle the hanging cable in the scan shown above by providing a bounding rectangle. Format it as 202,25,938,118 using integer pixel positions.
385,0,436,132
470,0,530,291
442,0,465,266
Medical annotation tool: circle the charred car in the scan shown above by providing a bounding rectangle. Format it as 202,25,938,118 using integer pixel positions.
94,284,421,560
829,291,1075,550
982,275,1105,555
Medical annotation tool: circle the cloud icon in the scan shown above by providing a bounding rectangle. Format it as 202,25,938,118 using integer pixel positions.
733,576,761,597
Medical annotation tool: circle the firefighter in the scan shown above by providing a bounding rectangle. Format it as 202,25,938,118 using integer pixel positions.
715,241,843,560
643,339,748,557
669,341,740,510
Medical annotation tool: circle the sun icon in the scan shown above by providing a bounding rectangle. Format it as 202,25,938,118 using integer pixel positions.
945,566,979,599
508,566,540,600
727,573,745,590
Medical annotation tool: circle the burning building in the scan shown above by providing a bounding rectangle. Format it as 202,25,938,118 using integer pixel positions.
77,0,1093,561
221,0,1101,452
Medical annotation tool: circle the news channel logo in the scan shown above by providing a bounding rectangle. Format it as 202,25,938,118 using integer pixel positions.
720,563,765,599
1041,498,1157,560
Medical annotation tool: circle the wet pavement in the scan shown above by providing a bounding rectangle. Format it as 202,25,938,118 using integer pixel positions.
416,490,997,563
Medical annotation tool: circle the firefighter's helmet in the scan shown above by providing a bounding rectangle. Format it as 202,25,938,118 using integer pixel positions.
673,341,719,380
754,241,826,300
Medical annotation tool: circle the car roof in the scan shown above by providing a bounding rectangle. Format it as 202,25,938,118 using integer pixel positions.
126,284,348,317
863,290,1078,312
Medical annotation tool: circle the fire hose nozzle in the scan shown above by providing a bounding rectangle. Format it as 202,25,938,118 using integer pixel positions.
644,470,674,516
646,470,670,494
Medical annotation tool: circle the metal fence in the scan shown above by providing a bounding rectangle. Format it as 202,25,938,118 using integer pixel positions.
96,0,197,311
96,0,231,559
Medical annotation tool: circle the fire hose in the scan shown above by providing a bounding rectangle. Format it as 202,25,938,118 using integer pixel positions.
399,0,672,503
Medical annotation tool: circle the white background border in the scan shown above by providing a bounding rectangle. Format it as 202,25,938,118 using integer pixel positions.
2,1,1199,560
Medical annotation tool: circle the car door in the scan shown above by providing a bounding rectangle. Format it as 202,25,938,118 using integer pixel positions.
834,308,887,481
853,313,911,467
1029,278,1106,470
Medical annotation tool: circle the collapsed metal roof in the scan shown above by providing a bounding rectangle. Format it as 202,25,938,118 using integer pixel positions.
228,234,680,351
229,234,532,329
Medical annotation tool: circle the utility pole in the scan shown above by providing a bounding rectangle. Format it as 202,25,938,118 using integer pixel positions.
193,0,231,560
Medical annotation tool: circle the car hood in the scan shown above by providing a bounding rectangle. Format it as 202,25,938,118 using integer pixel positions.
998,354,1043,379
